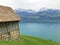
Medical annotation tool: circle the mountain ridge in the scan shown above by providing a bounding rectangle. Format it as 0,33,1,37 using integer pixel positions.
15,8,60,23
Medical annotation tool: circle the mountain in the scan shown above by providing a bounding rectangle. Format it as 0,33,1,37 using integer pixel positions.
15,8,36,14
36,9,60,22
15,8,60,23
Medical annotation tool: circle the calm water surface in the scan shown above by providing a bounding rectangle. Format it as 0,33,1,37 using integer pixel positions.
19,23,60,42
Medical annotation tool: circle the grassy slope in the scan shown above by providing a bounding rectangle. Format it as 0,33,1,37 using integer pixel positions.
0,35,60,45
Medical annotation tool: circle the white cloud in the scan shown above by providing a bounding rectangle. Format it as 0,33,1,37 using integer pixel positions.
0,0,60,10
0,0,13,7
27,0,40,3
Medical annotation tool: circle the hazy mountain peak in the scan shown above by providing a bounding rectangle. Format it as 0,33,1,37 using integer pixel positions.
15,8,37,14
15,8,60,22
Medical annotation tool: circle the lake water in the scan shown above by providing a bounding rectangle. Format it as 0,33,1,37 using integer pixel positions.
19,23,60,42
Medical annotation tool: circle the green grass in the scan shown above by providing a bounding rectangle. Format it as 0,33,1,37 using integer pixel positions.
0,35,60,45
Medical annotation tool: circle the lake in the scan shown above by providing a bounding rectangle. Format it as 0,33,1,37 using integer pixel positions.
19,23,60,42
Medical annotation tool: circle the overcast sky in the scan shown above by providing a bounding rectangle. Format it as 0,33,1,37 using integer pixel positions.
0,0,60,10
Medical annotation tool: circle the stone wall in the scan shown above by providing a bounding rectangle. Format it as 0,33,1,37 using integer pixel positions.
10,30,19,40
0,30,19,40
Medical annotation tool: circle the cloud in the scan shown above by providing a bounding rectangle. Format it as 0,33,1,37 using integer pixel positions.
27,0,40,3
0,0,13,7
0,0,60,9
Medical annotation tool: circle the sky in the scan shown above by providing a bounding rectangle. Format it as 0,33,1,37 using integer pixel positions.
0,0,60,10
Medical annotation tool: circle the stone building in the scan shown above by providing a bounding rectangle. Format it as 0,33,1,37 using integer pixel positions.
0,5,20,40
